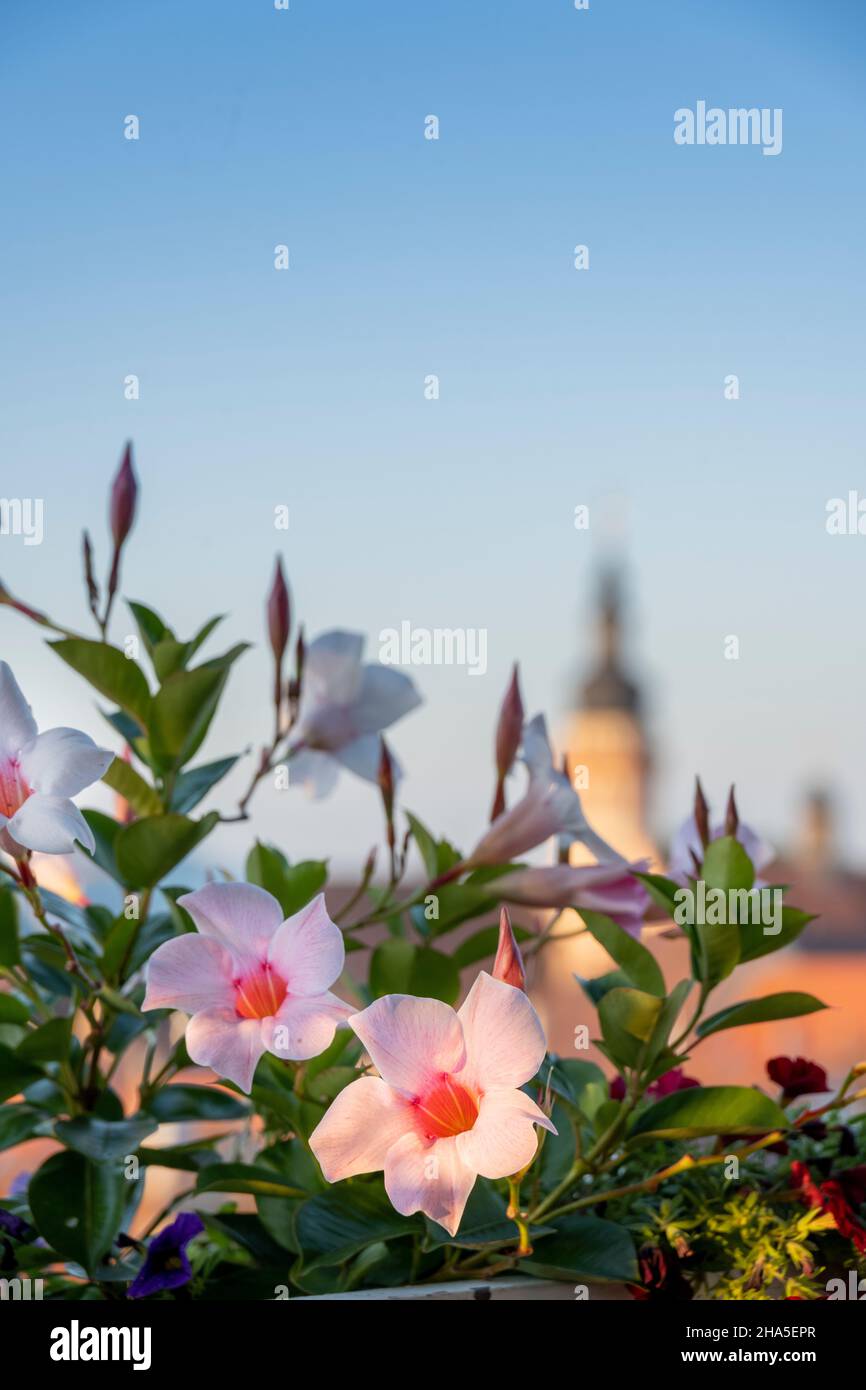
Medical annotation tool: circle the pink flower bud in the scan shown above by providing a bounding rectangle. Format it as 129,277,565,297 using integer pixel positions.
267,557,291,667
492,905,526,991
495,664,524,780
109,442,138,550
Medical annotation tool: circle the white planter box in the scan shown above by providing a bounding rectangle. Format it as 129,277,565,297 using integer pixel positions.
298,1277,631,1301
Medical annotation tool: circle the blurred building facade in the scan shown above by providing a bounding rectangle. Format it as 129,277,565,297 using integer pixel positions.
537,571,866,1089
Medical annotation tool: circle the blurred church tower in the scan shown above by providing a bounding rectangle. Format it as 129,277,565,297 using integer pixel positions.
560,570,660,867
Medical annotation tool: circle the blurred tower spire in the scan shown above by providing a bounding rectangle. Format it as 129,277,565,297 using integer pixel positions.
560,567,658,866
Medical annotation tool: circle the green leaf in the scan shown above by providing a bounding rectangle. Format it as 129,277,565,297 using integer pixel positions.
0,995,29,1026
101,758,162,817
54,1115,157,1162
171,756,239,814
295,1187,419,1270
150,644,247,769
702,836,755,893
739,906,815,963
633,871,681,918
696,992,827,1040
0,887,20,967
245,842,328,917
79,810,123,882
580,910,665,996
114,811,219,887
545,1058,608,1121
0,1104,43,1151
405,811,439,879
598,987,664,1069
629,1084,789,1140
17,1018,71,1063
29,1151,127,1274
146,1084,248,1122
369,938,460,1004
520,1213,638,1284
49,638,151,728
148,665,228,768
194,1163,305,1199
127,601,170,655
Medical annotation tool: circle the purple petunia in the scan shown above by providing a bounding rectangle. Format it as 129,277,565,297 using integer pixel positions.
127,1212,204,1300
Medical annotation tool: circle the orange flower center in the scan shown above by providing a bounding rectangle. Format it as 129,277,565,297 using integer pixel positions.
415,1074,479,1139
234,963,288,1020
0,758,30,820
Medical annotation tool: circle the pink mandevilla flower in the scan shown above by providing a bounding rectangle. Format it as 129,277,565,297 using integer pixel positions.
497,861,650,937
0,661,113,857
309,973,556,1236
464,715,626,870
288,631,422,798
143,883,353,1092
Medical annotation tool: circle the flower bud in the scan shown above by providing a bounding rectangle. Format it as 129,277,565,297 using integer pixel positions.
491,663,523,820
694,776,710,848
725,784,739,837
266,557,291,667
495,664,524,779
109,442,138,550
378,738,396,851
492,905,526,991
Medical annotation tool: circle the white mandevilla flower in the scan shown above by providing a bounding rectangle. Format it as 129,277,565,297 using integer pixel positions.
0,661,113,857
288,630,422,797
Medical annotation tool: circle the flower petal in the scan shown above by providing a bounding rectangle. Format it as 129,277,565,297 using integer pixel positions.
520,713,555,780
176,882,284,970
384,1131,476,1237
351,665,422,735
267,990,353,1061
304,631,365,704
267,893,344,995
334,734,392,785
0,662,37,759
19,728,113,798
7,795,95,854
185,1008,267,1093
456,1088,555,1180
288,747,340,799
457,971,547,1091
309,1075,415,1182
349,994,466,1097
142,934,235,1014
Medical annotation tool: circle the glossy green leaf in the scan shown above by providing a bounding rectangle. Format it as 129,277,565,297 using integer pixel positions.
114,811,219,887
630,1084,788,1140
580,910,665,996
54,1115,157,1161
146,1084,248,1122
29,1151,127,1274
696,992,827,1039
0,887,20,967
598,987,664,1069
739,906,815,963
295,1187,419,1271
521,1213,638,1284
369,938,460,1004
49,638,151,728
171,755,238,814
101,758,162,816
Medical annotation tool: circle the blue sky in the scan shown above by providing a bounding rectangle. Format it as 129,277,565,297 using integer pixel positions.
1,0,865,878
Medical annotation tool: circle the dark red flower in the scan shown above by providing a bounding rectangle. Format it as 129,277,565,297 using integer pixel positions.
628,1245,693,1301
648,1067,700,1099
791,1161,866,1255
767,1056,829,1102
609,1075,626,1101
